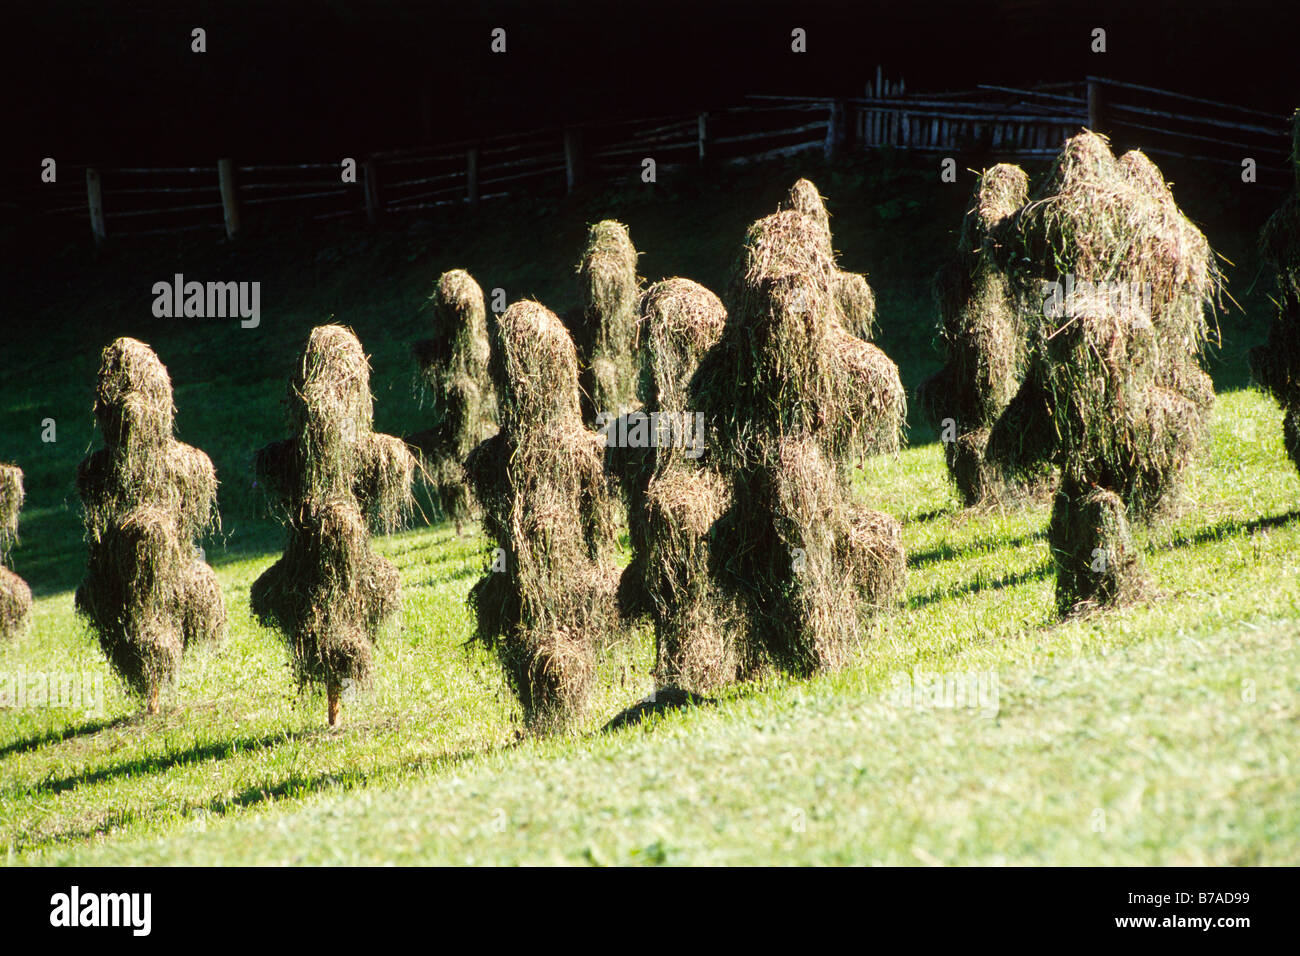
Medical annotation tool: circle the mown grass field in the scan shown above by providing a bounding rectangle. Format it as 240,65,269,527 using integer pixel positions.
1,153,1296,864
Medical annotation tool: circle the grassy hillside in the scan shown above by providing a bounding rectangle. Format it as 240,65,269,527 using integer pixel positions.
1,151,1296,864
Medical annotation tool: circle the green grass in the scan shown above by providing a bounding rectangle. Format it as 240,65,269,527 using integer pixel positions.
1,152,1296,864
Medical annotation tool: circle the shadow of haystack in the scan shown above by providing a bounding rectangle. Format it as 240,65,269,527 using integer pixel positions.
74,338,225,713
252,324,415,726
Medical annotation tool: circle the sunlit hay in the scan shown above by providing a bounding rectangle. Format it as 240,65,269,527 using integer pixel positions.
611,278,741,692
466,300,622,734
75,339,224,707
917,163,1054,505
0,464,31,640
575,221,641,422
251,324,415,725
1048,481,1144,616
780,179,879,339
408,269,498,524
839,505,907,609
695,209,907,677
1250,110,1300,475
1000,133,1217,613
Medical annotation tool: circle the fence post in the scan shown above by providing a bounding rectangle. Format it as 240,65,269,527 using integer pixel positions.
1087,78,1105,133
698,112,711,166
362,158,382,225
564,128,584,193
86,167,106,243
467,147,480,207
217,158,240,239
825,100,846,160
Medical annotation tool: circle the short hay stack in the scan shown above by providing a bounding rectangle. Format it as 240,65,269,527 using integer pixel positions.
917,164,1056,504
252,325,415,726
0,464,33,640
694,191,907,676
75,338,225,712
615,278,743,693
465,300,622,734
1004,132,1218,615
407,269,498,529
1250,110,1300,473
574,221,642,423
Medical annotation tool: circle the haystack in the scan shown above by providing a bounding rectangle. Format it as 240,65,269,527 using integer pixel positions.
916,164,1056,504
1002,132,1218,614
610,278,744,692
574,221,642,423
74,338,225,711
1250,109,1300,474
0,464,33,640
782,179,878,340
406,269,498,529
693,194,907,676
465,300,622,734
251,324,415,726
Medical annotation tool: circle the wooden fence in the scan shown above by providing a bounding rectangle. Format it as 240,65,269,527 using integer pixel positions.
34,73,1294,243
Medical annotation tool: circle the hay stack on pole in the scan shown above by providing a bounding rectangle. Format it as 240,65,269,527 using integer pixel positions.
74,338,225,713
0,464,33,641
782,178,878,340
613,278,744,692
251,325,415,727
916,164,1056,505
1250,110,1300,473
694,187,907,676
465,300,622,734
574,220,642,423
406,269,498,530
1004,132,1218,615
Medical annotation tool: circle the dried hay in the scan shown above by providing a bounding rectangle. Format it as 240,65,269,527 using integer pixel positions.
0,464,31,640
251,324,415,725
1250,110,1300,475
917,163,1055,505
575,221,642,421
76,339,224,707
1048,481,1144,616
408,269,498,524
781,179,878,339
466,300,622,733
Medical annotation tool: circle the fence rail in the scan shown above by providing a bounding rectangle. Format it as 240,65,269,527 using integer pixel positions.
30,72,1294,243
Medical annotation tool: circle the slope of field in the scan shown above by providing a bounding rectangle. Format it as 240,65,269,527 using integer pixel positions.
0,152,1295,864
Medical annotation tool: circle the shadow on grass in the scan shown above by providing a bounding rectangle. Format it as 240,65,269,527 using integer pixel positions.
1153,509,1300,553
0,714,136,761
909,561,1053,610
602,687,712,733
909,530,1046,569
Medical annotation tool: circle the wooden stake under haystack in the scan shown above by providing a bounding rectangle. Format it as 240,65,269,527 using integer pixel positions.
916,164,1056,505
1250,110,1300,475
75,338,225,713
252,325,415,726
406,269,498,532
465,300,622,734
1001,132,1218,615
0,464,33,641
694,197,907,676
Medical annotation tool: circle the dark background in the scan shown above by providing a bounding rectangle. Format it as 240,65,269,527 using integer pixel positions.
2,0,1296,171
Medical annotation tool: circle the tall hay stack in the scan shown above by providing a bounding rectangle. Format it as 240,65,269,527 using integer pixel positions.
0,464,33,640
407,269,498,529
694,188,907,676
783,179,878,340
466,300,622,734
614,278,744,692
1004,132,1218,615
74,338,225,712
916,164,1056,504
251,325,415,726
1250,110,1300,473
574,221,642,423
